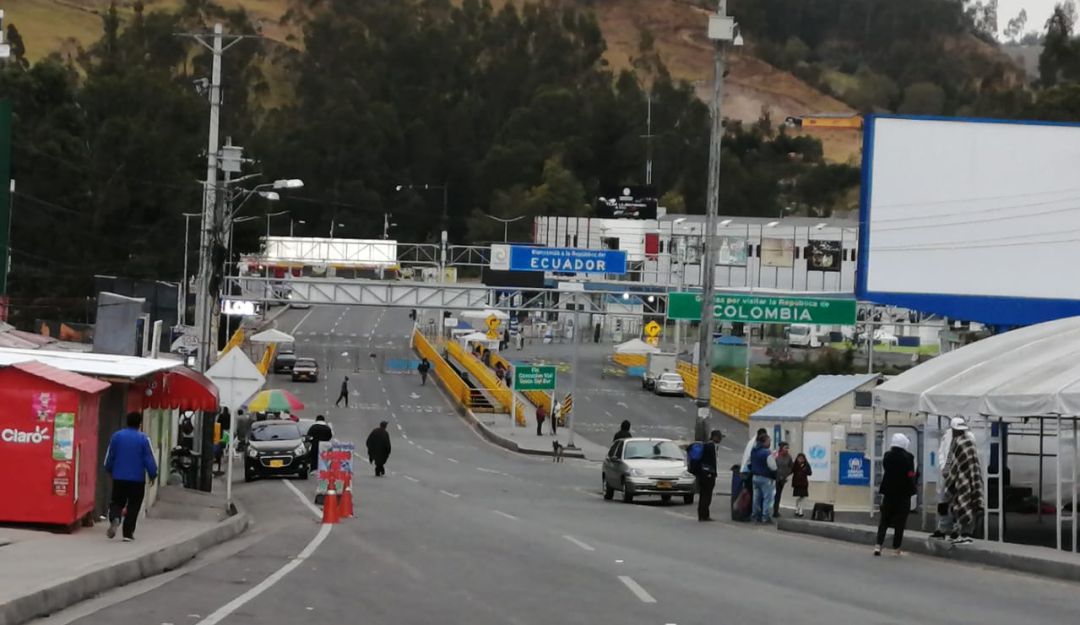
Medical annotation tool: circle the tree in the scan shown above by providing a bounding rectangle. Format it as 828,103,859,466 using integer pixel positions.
899,81,947,115
5,24,27,68
1040,4,1076,87
1004,9,1028,41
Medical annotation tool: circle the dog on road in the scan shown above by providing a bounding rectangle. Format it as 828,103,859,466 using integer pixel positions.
552,440,564,463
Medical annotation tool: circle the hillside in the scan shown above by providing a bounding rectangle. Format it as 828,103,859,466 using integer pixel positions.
8,0,861,161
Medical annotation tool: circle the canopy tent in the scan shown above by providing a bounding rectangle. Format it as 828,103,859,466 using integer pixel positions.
614,338,660,355
873,315,1080,552
249,328,296,344
874,316,1080,418
459,309,510,320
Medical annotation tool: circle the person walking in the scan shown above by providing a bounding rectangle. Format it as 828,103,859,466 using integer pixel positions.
945,418,983,545
550,399,560,435
750,433,777,523
690,430,724,522
875,433,917,556
613,420,632,442
335,376,350,407
791,452,813,517
307,415,334,471
536,404,548,436
366,421,392,476
773,441,794,518
417,358,431,386
103,412,158,542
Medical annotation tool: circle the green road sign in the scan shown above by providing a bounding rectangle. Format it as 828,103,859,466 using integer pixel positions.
667,292,856,326
514,365,557,391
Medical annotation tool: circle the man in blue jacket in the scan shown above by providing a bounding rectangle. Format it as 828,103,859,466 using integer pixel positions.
750,433,778,524
104,412,159,541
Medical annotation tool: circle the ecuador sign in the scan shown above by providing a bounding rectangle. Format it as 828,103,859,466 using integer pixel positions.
490,244,627,275
513,365,557,391
667,292,856,326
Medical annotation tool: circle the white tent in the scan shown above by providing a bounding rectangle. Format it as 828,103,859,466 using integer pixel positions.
614,338,660,354
460,309,510,320
249,328,295,344
874,315,1080,552
875,316,1080,418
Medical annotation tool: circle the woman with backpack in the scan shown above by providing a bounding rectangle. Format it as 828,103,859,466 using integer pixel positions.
791,452,812,517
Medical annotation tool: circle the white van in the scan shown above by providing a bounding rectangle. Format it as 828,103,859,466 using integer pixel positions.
787,324,822,348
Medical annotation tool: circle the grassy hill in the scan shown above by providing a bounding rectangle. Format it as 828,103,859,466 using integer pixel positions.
8,0,860,161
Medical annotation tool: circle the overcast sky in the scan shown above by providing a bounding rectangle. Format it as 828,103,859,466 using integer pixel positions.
999,0,1057,36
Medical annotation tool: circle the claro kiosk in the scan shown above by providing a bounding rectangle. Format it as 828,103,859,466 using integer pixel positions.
0,361,110,527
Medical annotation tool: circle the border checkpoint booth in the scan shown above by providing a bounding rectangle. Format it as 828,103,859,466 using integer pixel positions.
0,347,218,525
749,374,913,515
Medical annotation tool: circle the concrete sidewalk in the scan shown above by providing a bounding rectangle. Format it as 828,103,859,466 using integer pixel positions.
777,517,1080,583
464,409,608,461
0,486,249,625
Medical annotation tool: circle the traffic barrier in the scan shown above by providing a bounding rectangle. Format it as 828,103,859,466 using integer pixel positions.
257,343,276,375
322,487,340,524
613,353,648,368
412,329,471,407
447,341,527,426
675,360,774,424
489,350,551,419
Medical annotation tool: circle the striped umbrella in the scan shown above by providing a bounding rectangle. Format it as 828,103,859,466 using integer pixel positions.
244,389,305,413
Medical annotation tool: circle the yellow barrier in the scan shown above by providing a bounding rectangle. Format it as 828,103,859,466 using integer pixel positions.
447,341,527,426
613,353,648,368
220,327,245,357
413,330,471,407
257,344,276,376
676,360,775,424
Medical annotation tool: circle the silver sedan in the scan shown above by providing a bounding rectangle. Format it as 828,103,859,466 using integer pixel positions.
602,438,696,504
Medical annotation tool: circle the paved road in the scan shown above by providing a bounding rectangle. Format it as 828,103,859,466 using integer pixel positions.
45,305,1080,625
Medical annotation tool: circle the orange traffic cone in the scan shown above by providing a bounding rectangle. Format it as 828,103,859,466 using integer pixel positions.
339,482,354,518
321,487,340,525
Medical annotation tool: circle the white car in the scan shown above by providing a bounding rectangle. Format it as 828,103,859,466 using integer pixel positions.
654,372,685,396
602,438,696,504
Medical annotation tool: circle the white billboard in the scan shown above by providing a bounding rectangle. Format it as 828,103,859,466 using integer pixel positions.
263,237,397,268
859,116,1080,325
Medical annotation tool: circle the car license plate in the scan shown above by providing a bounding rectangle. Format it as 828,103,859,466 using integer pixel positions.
269,460,284,468
656,480,673,489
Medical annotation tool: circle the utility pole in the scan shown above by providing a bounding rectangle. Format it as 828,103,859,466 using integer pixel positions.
642,95,655,186
694,1,739,442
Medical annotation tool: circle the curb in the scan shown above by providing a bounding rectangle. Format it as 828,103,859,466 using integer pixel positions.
1,510,251,625
777,517,1080,583
466,410,586,459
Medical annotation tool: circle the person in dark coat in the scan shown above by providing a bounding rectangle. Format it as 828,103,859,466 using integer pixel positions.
366,421,392,477
417,358,431,386
307,415,334,471
791,452,813,517
536,404,548,436
336,376,350,407
692,430,724,522
875,433,917,556
613,420,632,441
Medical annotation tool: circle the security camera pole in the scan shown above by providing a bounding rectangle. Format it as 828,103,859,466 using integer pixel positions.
694,1,739,441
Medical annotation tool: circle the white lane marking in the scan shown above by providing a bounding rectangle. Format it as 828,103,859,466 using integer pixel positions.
395,423,403,431
562,535,595,552
617,576,657,604
721,444,734,451
616,402,629,409
403,475,419,483
424,448,435,455
447,458,459,463
195,523,333,625
408,440,415,445
439,490,460,498
476,467,501,474
674,405,686,412
663,510,694,521
282,479,322,519
291,309,315,334
605,411,613,417
493,510,518,521
385,399,392,406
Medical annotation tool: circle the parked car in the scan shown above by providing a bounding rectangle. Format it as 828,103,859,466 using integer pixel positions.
291,357,319,382
243,420,310,482
273,346,297,374
653,372,685,396
602,437,696,504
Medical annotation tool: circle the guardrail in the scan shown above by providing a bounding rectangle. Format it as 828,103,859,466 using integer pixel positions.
675,360,775,424
413,330,471,407
613,353,648,368
446,341,527,426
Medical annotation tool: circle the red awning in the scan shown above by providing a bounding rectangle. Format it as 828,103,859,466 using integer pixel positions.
144,366,219,411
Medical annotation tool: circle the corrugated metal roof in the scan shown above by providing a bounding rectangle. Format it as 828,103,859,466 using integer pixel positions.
752,374,879,422
0,347,181,380
9,361,111,393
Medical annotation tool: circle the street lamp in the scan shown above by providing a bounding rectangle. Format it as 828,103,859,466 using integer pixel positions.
383,213,398,240
395,183,448,232
330,221,347,238
291,219,306,237
482,213,526,242
181,212,201,326
273,179,304,189
265,210,289,240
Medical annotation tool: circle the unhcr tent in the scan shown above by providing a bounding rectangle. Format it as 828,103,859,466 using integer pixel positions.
874,315,1080,551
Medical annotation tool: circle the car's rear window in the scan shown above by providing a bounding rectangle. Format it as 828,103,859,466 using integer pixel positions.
295,359,317,367
250,423,301,441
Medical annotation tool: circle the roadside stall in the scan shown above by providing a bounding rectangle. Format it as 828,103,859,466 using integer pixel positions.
0,361,110,527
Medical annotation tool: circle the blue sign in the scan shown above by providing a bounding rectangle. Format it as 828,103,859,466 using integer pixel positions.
509,246,627,274
838,451,870,486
